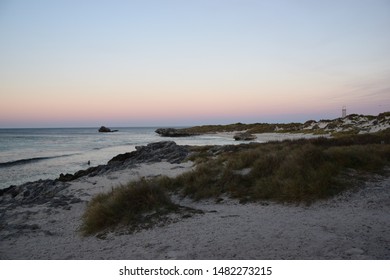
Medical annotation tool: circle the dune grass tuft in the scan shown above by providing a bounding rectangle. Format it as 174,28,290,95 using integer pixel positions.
81,178,177,236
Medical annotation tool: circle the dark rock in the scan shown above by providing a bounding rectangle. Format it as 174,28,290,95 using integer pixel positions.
233,132,257,141
108,141,189,165
54,141,190,183
0,185,16,197
59,173,74,182
98,126,118,133
98,126,111,132
155,128,196,137
1,142,189,210
15,224,40,231
70,197,83,204
50,199,69,207
63,205,72,210
10,187,20,198
58,166,100,182
0,179,69,207
23,190,30,197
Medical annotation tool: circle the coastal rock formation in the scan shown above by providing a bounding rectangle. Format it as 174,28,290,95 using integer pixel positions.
0,179,73,206
155,128,196,137
108,141,189,166
56,141,190,182
233,132,257,141
98,126,118,133
0,141,189,207
58,166,100,182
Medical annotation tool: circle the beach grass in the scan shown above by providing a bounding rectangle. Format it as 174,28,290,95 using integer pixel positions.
81,130,390,235
169,141,389,203
80,178,178,236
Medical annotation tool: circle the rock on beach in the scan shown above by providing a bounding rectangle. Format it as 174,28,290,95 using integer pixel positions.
233,132,257,141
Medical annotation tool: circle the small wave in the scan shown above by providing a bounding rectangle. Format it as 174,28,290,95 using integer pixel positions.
0,154,78,168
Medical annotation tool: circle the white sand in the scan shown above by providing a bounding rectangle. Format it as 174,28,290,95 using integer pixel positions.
252,132,326,142
214,131,328,143
0,161,389,260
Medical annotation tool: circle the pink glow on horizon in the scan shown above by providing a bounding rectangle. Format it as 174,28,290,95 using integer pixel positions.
1,83,388,127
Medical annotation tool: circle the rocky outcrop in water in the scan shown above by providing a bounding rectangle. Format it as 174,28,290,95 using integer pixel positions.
98,126,118,133
155,128,197,137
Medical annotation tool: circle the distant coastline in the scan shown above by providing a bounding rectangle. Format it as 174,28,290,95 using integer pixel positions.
156,112,390,137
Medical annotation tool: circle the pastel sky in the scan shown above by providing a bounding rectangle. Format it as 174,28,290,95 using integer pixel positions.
1,0,389,127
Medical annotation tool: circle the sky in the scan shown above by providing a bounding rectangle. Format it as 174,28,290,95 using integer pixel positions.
0,0,389,128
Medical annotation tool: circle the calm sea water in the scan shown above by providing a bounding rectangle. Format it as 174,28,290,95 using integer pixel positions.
0,127,241,189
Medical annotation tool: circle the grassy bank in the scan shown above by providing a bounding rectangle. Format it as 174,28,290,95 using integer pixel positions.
81,179,179,236
170,141,389,203
82,130,390,235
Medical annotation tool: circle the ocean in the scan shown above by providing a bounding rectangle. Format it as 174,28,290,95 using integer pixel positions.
0,127,241,189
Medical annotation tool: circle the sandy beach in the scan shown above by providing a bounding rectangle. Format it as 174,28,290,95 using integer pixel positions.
1,157,389,259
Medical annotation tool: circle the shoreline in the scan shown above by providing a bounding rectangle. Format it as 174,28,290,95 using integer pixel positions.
1,140,389,259
0,131,324,191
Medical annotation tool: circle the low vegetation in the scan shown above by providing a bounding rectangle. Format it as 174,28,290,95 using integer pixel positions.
170,140,389,203
81,129,390,235
81,179,179,236
181,122,303,134
170,112,390,136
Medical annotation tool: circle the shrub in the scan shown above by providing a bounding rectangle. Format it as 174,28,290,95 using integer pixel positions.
81,178,177,236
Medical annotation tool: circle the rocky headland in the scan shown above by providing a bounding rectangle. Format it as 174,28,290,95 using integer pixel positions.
155,128,198,137
155,112,390,139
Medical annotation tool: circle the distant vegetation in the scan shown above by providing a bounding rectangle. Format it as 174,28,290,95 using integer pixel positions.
81,128,390,235
170,111,390,136
177,122,301,134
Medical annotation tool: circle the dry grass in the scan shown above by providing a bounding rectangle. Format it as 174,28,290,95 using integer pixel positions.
168,131,390,203
81,179,178,236
81,130,390,235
